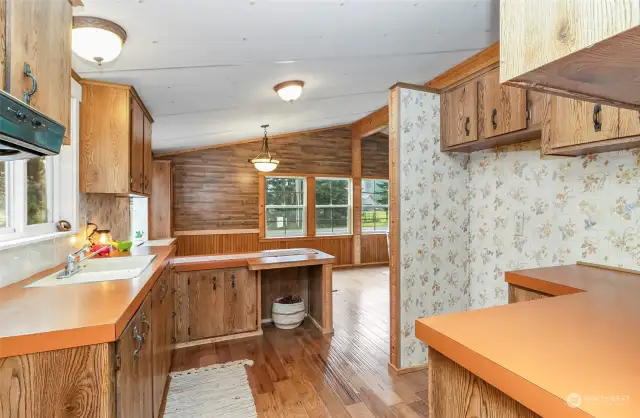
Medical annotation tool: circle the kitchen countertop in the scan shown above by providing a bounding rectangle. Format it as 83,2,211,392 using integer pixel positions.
0,245,175,358
415,263,640,418
171,248,335,272
0,247,334,359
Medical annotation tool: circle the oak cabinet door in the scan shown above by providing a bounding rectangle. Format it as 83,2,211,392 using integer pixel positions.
187,270,225,340
618,109,640,138
223,269,258,334
130,98,145,194
143,115,153,195
550,96,619,148
151,267,172,418
482,68,527,138
116,295,153,418
440,82,477,148
9,0,72,144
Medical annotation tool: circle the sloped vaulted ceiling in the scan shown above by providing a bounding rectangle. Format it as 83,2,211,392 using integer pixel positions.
74,0,498,152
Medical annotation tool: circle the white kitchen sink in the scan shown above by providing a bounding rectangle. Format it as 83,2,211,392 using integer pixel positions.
27,255,157,288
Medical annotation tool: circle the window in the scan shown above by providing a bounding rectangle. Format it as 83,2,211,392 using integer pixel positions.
265,176,306,238
316,178,351,235
362,179,389,233
0,156,60,241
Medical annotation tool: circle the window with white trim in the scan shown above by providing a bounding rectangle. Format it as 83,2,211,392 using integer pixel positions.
0,155,62,241
315,178,351,235
265,176,306,238
362,179,389,233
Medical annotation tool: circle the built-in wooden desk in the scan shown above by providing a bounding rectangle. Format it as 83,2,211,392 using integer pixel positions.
416,263,640,418
171,248,335,343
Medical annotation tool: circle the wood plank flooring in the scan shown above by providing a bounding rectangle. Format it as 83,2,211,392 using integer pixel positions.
169,266,429,417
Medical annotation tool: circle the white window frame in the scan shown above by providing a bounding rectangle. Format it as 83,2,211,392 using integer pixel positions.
361,178,389,234
315,177,352,236
264,175,307,239
0,78,80,247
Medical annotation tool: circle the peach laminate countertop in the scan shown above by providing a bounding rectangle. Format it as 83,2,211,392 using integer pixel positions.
0,245,176,358
415,264,640,418
0,247,334,358
171,248,335,272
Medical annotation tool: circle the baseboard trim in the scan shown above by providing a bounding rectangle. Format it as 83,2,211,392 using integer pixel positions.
173,330,263,349
334,262,389,270
388,361,428,376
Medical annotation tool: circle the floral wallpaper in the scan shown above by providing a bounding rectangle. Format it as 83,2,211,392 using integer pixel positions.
469,141,640,309
398,88,470,367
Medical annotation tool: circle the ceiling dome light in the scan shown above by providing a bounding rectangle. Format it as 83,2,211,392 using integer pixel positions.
72,17,127,66
274,80,305,102
249,125,279,172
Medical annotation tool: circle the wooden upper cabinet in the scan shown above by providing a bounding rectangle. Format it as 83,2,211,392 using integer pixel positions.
130,98,145,194
143,115,153,194
441,82,477,148
8,0,72,144
481,68,527,138
80,80,153,195
550,97,619,149
500,0,640,110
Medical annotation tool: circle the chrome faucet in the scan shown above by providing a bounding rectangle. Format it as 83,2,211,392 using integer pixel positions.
57,244,108,279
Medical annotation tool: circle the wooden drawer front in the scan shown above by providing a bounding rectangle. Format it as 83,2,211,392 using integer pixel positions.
550,97,619,148
508,284,551,303
482,68,527,138
441,82,478,148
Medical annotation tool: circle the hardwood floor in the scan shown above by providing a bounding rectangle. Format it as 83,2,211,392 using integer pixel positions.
170,266,429,417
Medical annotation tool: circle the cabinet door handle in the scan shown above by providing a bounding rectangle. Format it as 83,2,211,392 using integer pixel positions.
23,63,38,105
132,326,143,360
212,276,216,290
491,108,497,130
231,274,236,289
140,312,150,340
593,104,602,132
464,117,470,136
159,280,168,303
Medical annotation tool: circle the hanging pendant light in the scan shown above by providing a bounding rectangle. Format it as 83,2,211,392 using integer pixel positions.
249,125,279,172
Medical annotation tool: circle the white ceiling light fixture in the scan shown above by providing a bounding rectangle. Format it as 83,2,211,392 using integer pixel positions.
274,80,305,102
249,125,279,172
72,17,127,66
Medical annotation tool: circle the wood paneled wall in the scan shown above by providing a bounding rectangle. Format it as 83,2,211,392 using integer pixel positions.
361,234,389,264
163,127,353,231
176,234,355,266
362,133,389,178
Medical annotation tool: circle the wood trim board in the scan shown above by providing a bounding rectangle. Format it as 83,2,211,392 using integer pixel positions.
425,42,500,90
351,106,389,140
388,85,401,368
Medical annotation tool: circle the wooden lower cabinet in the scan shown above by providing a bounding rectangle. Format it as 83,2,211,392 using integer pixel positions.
0,266,173,418
508,284,551,303
151,266,173,418
116,294,154,418
173,267,258,343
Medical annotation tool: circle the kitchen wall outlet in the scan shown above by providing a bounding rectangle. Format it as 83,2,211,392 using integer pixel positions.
514,211,524,237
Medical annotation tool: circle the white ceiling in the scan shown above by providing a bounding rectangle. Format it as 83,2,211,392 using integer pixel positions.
73,0,498,152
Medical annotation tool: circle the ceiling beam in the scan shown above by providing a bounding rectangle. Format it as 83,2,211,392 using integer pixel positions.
351,106,388,140
425,42,500,91
154,123,353,158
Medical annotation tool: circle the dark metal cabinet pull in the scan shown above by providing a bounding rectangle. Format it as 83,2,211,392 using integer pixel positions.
132,326,143,360
212,276,217,290
23,63,38,105
491,108,497,130
231,274,236,289
593,104,602,132
159,280,168,303
140,312,150,340
464,117,470,136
